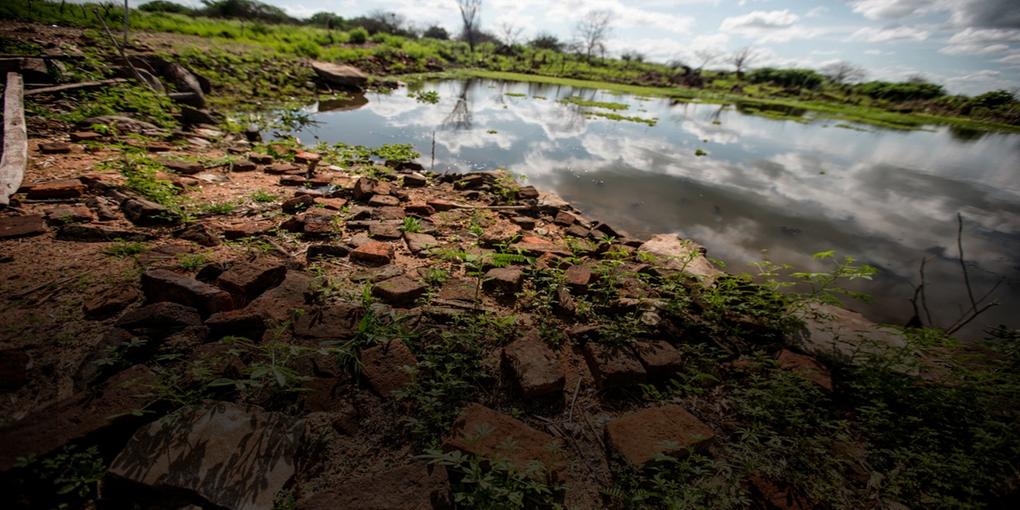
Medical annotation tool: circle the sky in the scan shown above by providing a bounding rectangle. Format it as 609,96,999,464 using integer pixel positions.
145,0,1020,95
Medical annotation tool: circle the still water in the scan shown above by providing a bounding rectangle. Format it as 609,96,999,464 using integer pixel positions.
291,79,1020,338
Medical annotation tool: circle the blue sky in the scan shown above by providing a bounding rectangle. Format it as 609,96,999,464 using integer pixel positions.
148,0,1020,95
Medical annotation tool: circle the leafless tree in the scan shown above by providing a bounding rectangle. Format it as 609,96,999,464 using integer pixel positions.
498,22,523,47
575,10,612,62
693,49,718,72
731,46,755,79
823,61,867,85
457,0,482,52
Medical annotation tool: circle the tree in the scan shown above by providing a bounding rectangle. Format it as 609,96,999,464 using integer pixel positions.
307,12,344,30
693,49,718,72
497,22,523,47
423,25,450,40
823,61,867,85
620,50,644,69
575,10,612,62
457,0,482,52
530,32,562,51
731,46,755,79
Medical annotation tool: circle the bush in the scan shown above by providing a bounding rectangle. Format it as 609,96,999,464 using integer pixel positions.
748,67,824,90
422,25,449,40
348,27,368,44
853,80,946,102
139,1,196,15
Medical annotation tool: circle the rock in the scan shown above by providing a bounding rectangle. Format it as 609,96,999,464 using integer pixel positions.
437,278,478,304
749,475,812,510
116,301,203,334
307,243,350,260
502,331,564,398
180,105,216,126
554,210,577,226
176,222,221,247
80,115,159,134
351,265,404,284
517,185,540,200
45,205,94,224
216,259,287,304
509,216,537,230
221,220,276,239
0,365,156,473
206,309,267,340
353,178,391,201
108,401,303,510
39,141,73,154
69,131,102,142
634,340,683,379
511,236,569,256
310,61,369,90
162,159,203,174
480,223,522,246
298,463,450,510
373,275,427,307
583,342,647,389
401,173,428,187
368,221,403,240
22,178,86,199
294,151,321,164
292,304,363,339
565,224,590,238
314,197,347,210
83,286,140,318
368,194,400,207
374,206,406,220
265,163,301,175
777,349,832,391
301,208,340,235
56,224,153,242
249,153,273,165
605,404,715,466
282,194,315,213
164,62,206,102
404,202,435,216
350,241,393,266
404,232,438,254
0,215,46,239
483,266,524,295
638,234,723,284
231,159,257,172
445,404,566,481
360,340,417,397
248,271,312,323
427,199,456,211
146,141,173,152
0,349,30,389
141,269,234,316
122,197,179,225
564,264,593,289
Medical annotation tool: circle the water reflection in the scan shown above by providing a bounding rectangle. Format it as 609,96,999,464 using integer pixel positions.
292,79,1020,338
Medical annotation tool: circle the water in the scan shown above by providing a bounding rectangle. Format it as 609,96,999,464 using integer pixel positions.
291,79,1020,338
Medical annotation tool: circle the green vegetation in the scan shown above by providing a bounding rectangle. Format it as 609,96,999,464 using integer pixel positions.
102,240,149,258
250,190,278,203
587,110,658,126
423,449,562,509
411,89,441,104
400,216,422,233
560,96,629,111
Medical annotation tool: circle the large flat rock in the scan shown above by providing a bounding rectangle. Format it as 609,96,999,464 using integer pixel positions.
109,401,303,510
310,62,368,89
638,233,723,284
445,403,566,481
605,404,715,466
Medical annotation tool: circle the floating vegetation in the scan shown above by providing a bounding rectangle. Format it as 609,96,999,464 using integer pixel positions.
504,92,527,97
486,129,498,134
695,148,708,157
834,122,871,132
411,90,440,104
560,96,629,111
586,111,658,126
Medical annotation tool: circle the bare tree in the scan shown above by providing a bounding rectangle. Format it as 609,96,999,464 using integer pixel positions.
497,22,523,47
823,61,867,85
693,49,718,72
457,0,482,53
731,46,755,80
575,10,612,62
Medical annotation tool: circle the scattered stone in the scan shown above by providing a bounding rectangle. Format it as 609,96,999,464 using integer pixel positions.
374,206,406,220
480,223,522,246
638,234,723,284
280,175,308,186
353,178,391,201
83,286,140,318
122,197,179,225
56,224,153,242
368,194,400,207
315,197,347,210
369,221,403,240
438,278,478,303
294,151,321,164
0,365,156,472
146,141,173,152
299,463,450,510
511,236,569,256
0,215,46,239
483,266,524,295
216,259,287,305
605,404,715,466
404,201,435,216
373,275,427,307
307,243,350,260
86,196,120,220
427,198,456,211
360,339,417,397
350,241,393,266
69,131,101,142
634,340,683,379
554,210,578,226
583,342,647,389
206,308,268,340
231,159,257,172
564,264,593,289
180,104,216,125
39,141,72,154
445,404,566,480
248,271,312,323
265,162,301,175
45,205,94,224
350,265,404,284
777,349,833,391
454,174,487,190
502,331,565,398
116,301,203,333
749,475,812,510
401,173,428,187
108,401,303,510
176,222,221,247
404,232,438,254
301,208,340,235
141,269,234,316
221,220,276,239
565,224,590,238
310,61,369,89
292,304,363,339
0,350,31,389
516,185,539,200
510,216,537,230
23,178,86,199
162,159,203,175
249,153,273,164
282,194,316,213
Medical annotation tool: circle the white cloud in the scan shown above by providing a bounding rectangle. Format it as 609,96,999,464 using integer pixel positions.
849,25,930,43
939,27,1020,55
806,7,829,19
721,10,799,32
850,0,1020,30
850,0,936,21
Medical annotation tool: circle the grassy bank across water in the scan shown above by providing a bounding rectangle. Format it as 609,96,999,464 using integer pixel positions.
408,69,1020,133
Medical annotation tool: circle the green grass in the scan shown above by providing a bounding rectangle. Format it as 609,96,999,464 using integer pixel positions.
587,110,658,126
560,96,629,111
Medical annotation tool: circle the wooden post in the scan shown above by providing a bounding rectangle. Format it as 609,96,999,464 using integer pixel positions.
1,72,27,206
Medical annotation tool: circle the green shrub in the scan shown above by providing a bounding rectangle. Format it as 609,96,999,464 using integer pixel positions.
348,27,369,44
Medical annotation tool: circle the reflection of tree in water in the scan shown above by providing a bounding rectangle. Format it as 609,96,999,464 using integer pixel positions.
442,80,474,130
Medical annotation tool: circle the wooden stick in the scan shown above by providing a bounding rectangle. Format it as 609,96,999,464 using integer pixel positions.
1,72,27,206
24,78,128,96
95,13,155,93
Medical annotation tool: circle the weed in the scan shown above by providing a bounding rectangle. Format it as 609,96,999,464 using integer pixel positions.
560,96,629,111
13,445,106,506
103,240,148,258
423,449,563,509
200,201,238,215
251,190,279,203
177,252,209,270
695,148,708,157
400,216,423,233
411,89,441,104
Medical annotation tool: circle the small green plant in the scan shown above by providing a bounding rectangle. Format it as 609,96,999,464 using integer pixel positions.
200,201,237,215
422,449,562,509
103,239,148,258
695,148,708,157
560,96,629,111
424,268,450,286
373,143,421,163
178,252,209,270
14,445,106,505
400,216,423,233
411,89,441,104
